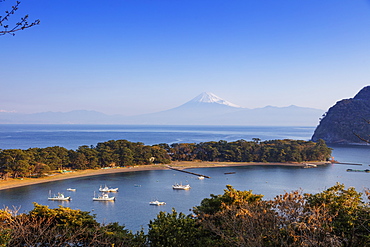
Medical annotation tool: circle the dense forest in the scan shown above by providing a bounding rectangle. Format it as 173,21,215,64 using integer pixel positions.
0,139,332,179
1,183,369,246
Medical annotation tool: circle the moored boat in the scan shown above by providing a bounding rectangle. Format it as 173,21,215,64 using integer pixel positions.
149,200,166,206
48,192,71,201
346,169,370,173
172,183,191,190
198,176,205,180
99,185,119,192
303,163,317,168
93,192,115,201
67,188,76,191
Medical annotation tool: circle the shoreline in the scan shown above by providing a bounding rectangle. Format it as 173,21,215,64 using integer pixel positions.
0,161,328,191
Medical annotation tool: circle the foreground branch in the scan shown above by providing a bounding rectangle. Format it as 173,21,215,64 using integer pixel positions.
0,1,40,36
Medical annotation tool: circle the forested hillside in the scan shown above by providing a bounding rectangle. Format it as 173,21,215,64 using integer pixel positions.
312,86,370,144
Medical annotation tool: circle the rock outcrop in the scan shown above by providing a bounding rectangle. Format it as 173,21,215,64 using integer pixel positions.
311,86,370,144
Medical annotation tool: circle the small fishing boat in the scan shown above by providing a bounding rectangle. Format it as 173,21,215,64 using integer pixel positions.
48,192,71,201
346,169,370,173
99,185,119,192
93,192,115,201
224,172,236,174
172,183,191,190
67,188,76,191
197,176,205,180
149,200,166,206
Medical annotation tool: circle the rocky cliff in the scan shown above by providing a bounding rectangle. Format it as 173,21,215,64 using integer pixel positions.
311,86,370,144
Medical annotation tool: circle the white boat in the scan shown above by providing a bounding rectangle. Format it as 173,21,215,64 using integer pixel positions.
48,192,71,201
303,163,317,168
93,192,115,201
197,176,205,180
149,200,166,206
99,185,118,192
172,183,191,190
67,188,76,191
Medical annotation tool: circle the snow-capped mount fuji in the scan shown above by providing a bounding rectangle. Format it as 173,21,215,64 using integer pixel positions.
168,92,243,113
124,92,324,125
125,92,243,124
187,92,242,108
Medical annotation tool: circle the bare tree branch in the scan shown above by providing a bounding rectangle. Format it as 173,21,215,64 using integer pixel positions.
0,0,40,36
353,117,370,143
353,131,370,144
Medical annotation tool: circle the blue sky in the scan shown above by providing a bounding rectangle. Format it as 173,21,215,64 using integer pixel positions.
2,0,370,116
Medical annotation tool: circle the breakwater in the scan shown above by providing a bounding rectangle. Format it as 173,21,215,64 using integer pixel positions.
168,167,211,178
337,162,362,166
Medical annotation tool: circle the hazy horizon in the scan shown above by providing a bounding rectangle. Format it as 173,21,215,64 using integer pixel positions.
0,91,326,117
2,1,370,117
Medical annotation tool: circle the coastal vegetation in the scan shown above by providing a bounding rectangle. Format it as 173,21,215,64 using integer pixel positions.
0,183,369,246
0,139,332,179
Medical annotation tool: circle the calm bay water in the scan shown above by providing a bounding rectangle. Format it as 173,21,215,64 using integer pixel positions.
0,124,316,150
0,124,369,232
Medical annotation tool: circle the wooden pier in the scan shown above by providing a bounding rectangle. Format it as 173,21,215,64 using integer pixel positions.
168,167,211,178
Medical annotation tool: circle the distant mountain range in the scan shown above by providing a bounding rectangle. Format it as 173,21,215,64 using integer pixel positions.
0,92,324,126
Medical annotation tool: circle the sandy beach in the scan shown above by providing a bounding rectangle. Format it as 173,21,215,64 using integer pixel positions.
0,161,327,191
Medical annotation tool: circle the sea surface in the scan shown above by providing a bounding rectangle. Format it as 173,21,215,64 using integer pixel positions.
0,124,369,232
0,124,316,150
